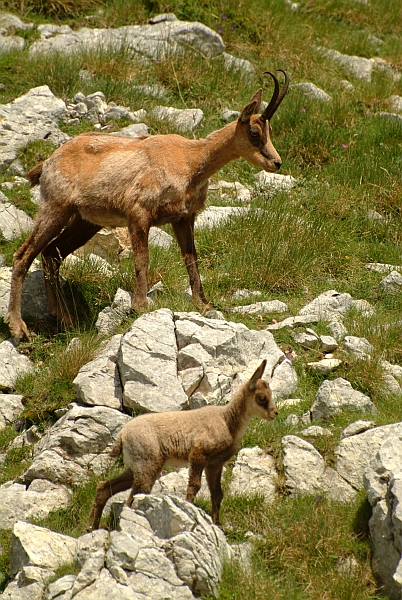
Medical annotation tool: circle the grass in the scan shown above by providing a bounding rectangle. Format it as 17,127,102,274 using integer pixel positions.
0,0,401,597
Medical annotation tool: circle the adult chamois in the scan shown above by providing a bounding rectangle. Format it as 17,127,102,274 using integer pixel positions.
6,71,289,344
88,359,277,530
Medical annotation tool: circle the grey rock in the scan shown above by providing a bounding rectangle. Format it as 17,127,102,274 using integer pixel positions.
0,480,71,530
119,309,188,412
270,359,298,400
149,226,173,249
222,52,254,75
0,13,34,33
343,335,373,358
0,33,25,54
307,358,342,374
298,290,353,321
317,47,373,81
118,122,149,136
8,425,41,450
231,300,288,315
382,374,402,396
319,335,338,352
282,435,355,501
229,446,276,500
9,521,76,577
152,105,204,132
194,205,249,229
292,82,332,102
382,361,402,380
300,426,332,437
327,320,348,341
380,270,402,294
364,437,402,598
0,86,69,173
335,422,402,490
366,262,402,274
389,94,402,113
74,334,123,409
311,378,376,420
265,314,319,330
352,298,375,317
291,331,318,348
0,393,24,429
31,19,225,62
231,288,261,300
152,468,210,499
0,200,33,241
0,340,33,391
222,108,240,121
95,289,132,336
285,414,300,426
23,404,130,485
255,171,297,190
340,420,375,439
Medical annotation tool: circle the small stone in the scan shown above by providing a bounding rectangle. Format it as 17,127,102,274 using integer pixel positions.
307,358,342,374
300,425,332,437
291,332,318,348
380,270,402,294
343,336,373,358
319,335,338,353
285,414,300,426
340,420,376,439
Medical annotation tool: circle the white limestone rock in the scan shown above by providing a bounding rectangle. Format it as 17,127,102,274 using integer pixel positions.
366,262,402,274
0,393,24,429
255,171,297,190
311,378,376,420
23,404,130,485
319,335,338,352
300,426,332,437
194,205,249,229
0,480,71,530
265,314,319,330
231,300,288,314
307,358,342,374
291,331,318,348
282,435,355,501
229,447,276,501
152,106,204,132
335,422,402,490
74,334,123,409
380,270,402,294
327,320,347,341
119,309,188,412
292,82,332,102
298,290,353,321
268,358,298,401
0,200,33,241
340,420,375,439
343,335,373,358
0,340,33,391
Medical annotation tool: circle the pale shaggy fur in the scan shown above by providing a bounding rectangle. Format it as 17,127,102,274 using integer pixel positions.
6,72,288,344
88,360,277,530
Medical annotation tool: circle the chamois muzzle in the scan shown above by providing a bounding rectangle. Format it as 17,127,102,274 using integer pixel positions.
260,69,290,123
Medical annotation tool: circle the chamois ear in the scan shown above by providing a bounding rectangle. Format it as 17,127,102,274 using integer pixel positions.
248,359,267,390
239,88,263,123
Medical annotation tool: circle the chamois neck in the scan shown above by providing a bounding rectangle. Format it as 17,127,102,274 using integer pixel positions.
193,121,239,182
223,386,253,439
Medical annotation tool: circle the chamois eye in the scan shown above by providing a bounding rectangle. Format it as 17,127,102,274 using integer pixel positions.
256,394,268,406
250,129,259,138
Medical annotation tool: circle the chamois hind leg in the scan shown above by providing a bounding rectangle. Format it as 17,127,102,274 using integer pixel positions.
127,210,151,311
205,464,224,524
41,214,101,327
88,468,134,531
124,459,164,507
6,205,75,344
172,216,210,310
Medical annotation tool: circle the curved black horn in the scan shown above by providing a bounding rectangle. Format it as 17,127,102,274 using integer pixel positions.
260,71,280,123
260,69,290,122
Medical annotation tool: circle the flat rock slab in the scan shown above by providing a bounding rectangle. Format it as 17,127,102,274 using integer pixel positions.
231,300,288,315
311,378,376,420
0,479,71,530
282,435,355,501
30,19,225,61
194,206,249,229
0,340,33,391
23,404,130,485
152,106,204,132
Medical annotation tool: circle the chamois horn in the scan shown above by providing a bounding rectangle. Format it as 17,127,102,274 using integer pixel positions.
260,69,290,122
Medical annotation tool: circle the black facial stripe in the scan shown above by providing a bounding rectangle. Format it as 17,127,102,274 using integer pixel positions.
247,129,261,147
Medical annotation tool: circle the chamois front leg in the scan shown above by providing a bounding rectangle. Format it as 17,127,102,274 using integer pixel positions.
128,211,151,310
186,447,207,503
205,464,224,524
88,468,133,531
172,216,210,310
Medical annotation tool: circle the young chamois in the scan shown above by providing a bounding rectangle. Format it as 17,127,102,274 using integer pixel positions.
88,359,277,530
6,71,289,345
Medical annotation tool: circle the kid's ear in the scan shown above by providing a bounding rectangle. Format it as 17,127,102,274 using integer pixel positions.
248,359,267,390
239,88,263,123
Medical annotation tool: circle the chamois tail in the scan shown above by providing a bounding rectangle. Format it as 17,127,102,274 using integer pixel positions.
110,436,123,458
26,163,43,186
